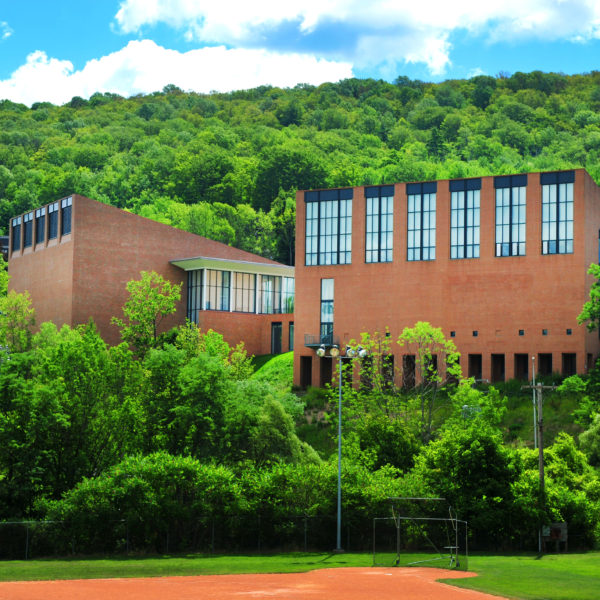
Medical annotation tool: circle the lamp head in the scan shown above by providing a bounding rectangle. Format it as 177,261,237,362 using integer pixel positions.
330,345,340,358
346,345,356,358
357,346,368,359
316,345,326,357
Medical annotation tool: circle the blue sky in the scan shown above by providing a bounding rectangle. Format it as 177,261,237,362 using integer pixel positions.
1,0,600,105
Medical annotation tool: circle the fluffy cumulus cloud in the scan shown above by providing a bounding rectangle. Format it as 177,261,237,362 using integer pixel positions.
114,0,600,75
0,40,352,106
1,21,13,40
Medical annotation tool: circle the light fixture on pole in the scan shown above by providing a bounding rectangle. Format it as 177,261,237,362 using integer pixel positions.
315,342,366,553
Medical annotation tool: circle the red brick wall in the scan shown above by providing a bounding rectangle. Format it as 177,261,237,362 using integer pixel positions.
294,169,600,386
8,202,74,330
9,195,292,356
197,311,294,357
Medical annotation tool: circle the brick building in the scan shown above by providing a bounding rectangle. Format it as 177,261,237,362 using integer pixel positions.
294,169,600,387
8,195,294,356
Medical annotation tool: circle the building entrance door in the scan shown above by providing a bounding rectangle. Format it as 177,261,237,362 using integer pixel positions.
271,322,282,354
491,354,505,383
300,356,312,388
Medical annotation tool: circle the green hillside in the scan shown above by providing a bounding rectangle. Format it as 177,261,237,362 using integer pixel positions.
3,71,600,263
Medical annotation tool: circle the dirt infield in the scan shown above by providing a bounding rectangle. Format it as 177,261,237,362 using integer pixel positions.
0,567,507,600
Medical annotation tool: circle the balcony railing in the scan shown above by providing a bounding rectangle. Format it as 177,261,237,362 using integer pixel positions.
304,333,340,348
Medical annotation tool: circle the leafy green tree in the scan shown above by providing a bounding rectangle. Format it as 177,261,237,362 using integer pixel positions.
411,415,516,546
0,289,35,352
111,270,182,357
0,255,8,296
39,453,244,553
397,321,462,442
578,263,600,331
0,322,144,517
579,413,600,466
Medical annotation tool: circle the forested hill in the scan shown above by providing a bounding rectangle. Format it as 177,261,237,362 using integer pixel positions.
2,71,600,264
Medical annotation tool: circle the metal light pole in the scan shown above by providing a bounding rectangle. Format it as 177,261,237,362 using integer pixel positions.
532,356,537,448
316,343,366,553
335,348,343,552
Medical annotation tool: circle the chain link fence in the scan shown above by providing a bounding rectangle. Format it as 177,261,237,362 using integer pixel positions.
0,514,375,559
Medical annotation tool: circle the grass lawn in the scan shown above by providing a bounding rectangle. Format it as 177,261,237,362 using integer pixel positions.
442,552,600,600
1,551,599,600
0,552,371,582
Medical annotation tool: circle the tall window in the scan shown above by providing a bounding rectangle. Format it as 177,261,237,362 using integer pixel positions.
365,185,394,263
305,189,352,266
48,202,58,240
450,179,480,259
35,207,45,244
61,196,72,235
187,270,203,323
206,270,230,311
11,216,21,252
232,272,256,313
407,182,436,261
282,277,295,313
495,175,527,257
320,278,334,344
23,212,33,248
541,171,574,254
260,275,282,314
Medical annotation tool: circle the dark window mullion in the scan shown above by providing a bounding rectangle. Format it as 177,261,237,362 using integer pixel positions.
377,196,382,262
419,193,424,261
556,185,560,248
462,192,467,258
508,187,513,255
336,198,341,265
317,201,321,265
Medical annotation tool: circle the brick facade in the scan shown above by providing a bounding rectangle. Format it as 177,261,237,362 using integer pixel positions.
8,195,293,356
294,169,600,387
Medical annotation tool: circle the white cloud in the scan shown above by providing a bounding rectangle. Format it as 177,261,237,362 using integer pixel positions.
114,0,600,75
467,67,486,78
1,21,13,40
0,40,353,106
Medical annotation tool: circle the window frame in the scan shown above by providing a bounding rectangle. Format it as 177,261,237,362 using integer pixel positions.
495,174,527,257
320,278,334,344
23,212,34,248
365,185,394,263
61,196,72,236
187,269,203,323
48,202,59,240
35,207,45,245
305,189,353,266
231,271,256,313
450,179,481,259
541,171,574,255
205,269,230,312
11,216,21,252
406,181,437,261
260,275,282,314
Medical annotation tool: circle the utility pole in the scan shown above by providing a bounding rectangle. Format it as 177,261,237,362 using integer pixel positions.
521,380,555,554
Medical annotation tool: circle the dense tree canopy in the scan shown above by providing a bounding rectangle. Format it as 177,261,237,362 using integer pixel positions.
3,72,600,264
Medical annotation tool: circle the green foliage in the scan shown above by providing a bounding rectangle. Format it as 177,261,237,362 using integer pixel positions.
0,255,8,297
40,453,244,552
251,351,293,392
577,263,600,331
411,418,516,546
580,413,600,466
111,270,182,357
0,289,35,352
174,322,254,379
0,322,144,516
2,71,599,266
